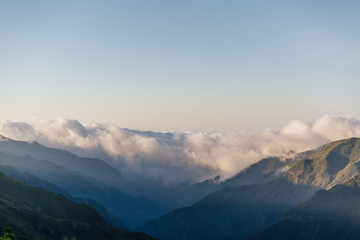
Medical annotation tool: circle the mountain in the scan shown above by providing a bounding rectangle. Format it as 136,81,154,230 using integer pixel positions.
139,161,317,239
0,164,128,230
223,149,319,188
0,164,72,198
0,137,167,229
0,171,154,240
223,157,293,187
140,176,317,240
155,153,316,210
283,137,360,188
0,135,124,187
165,157,293,209
140,138,360,240
251,174,360,240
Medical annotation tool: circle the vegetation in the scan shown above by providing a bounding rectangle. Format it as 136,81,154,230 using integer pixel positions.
2,136,360,240
251,174,360,240
62,237,76,240
0,140,167,229
140,170,318,240
0,228,79,240
1,228,16,240
141,138,360,240
0,171,155,240
284,138,360,188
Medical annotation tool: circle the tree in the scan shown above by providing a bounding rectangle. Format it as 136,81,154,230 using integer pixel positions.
63,237,76,240
0,227,16,240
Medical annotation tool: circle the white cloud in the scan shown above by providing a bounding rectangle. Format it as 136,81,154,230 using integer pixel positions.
0,115,360,184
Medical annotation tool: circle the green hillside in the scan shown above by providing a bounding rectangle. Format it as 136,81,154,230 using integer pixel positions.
162,151,316,210
140,138,360,240
284,137,360,188
0,145,167,229
139,168,318,240
0,171,154,240
251,174,360,240
0,164,128,230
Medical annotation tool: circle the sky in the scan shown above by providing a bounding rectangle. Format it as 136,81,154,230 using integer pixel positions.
1,0,360,131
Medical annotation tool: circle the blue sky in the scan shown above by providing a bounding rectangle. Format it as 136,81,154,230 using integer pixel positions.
1,0,359,130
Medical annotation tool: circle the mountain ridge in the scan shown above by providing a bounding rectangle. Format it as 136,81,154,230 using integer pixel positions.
0,170,154,240
0,164,128,230
0,135,124,186
251,173,360,240
0,136,168,229
140,137,360,240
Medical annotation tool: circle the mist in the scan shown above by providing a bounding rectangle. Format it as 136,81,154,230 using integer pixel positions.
1,115,360,184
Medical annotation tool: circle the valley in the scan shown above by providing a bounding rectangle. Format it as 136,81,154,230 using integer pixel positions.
1,135,360,239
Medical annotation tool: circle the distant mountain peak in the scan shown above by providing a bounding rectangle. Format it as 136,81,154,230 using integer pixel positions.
140,137,360,240
284,137,360,188
0,135,125,186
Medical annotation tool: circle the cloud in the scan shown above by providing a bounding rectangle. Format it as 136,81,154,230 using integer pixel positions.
0,115,360,184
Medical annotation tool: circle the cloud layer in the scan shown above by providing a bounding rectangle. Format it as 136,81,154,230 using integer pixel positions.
1,115,360,184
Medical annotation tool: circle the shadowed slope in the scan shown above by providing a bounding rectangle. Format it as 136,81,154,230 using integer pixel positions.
0,150,167,229
0,135,124,186
0,171,154,240
0,164,128,230
140,138,360,240
251,174,360,240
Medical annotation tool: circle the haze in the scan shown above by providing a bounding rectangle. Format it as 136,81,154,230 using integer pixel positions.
1,115,360,184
